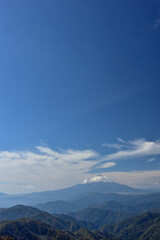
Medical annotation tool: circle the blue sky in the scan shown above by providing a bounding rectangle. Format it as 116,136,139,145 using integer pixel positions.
0,0,160,193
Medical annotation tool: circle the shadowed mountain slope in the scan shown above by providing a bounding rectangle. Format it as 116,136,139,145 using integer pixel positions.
0,205,41,221
35,200,77,214
69,208,134,227
100,211,160,240
0,205,96,233
0,219,118,240
0,219,76,240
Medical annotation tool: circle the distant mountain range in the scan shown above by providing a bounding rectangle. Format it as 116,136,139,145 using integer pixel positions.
0,174,159,239
34,190,160,215
0,176,146,208
0,205,95,232
0,203,160,239
0,205,119,240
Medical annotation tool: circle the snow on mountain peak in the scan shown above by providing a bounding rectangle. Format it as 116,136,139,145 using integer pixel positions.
82,175,111,184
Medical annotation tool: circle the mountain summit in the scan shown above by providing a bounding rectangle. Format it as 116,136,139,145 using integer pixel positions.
83,175,111,184
0,176,144,208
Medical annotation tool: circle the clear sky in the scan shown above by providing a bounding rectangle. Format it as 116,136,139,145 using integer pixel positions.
0,0,160,193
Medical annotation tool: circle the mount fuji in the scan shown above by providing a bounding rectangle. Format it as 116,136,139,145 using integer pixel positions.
34,176,146,213
0,175,144,208
82,175,111,184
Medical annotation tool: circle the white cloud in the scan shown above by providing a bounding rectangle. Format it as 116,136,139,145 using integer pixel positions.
0,146,111,193
0,138,160,193
147,157,156,163
36,146,98,164
24,184,35,189
117,137,127,143
102,139,160,161
103,143,123,149
102,170,160,189
98,162,116,168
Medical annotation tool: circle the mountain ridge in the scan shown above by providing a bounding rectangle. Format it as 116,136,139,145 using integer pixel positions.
0,178,148,208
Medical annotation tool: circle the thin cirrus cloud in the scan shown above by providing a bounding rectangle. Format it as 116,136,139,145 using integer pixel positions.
0,146,116,193
0,147,100,172
24,184,35,189
0,138,160,193
98,162,116,169
102,170,160,189
147,157,156,163
102,138,160,161
102,143,123,150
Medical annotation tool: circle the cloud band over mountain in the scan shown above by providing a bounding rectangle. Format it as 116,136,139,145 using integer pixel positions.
0,138,160,193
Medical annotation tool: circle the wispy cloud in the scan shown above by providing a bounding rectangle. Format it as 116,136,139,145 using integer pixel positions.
102,138,160,161
24,184,35,189
103,137,134,150
103,170,160,189
154,19,160,29
103,143,123,150
147,157,156,163
117,137,127,144
98,162,116,169
0,146,114,193
0,138,160,193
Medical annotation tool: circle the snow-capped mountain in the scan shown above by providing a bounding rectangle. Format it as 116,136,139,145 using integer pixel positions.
0,176,145,208
83,175,111,184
